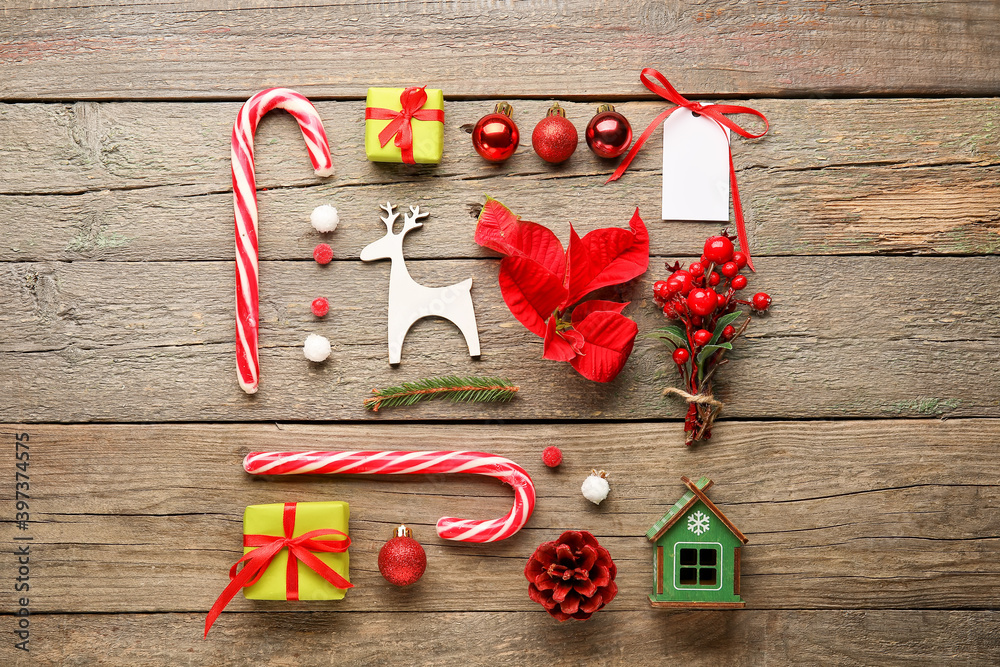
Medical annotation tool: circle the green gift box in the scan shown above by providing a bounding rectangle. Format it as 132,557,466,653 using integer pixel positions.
365,86,445,164
242,501,350,601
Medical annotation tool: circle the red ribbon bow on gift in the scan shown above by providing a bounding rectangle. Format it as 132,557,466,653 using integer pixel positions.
364,86,445,164
204,502,352,637
607,68,769,271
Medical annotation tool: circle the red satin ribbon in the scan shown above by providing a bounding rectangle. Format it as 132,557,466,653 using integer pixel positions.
204,502,352,637
607,68,769,272
365,86,445,164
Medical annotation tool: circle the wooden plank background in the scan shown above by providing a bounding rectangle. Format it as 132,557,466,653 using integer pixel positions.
1,1,998,665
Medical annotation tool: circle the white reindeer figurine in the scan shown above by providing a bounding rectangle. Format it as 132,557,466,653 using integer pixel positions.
361,202,481,364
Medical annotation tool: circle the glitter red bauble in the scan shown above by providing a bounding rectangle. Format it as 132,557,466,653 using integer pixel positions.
378,525,427,587
585,105,632,159
313,243,333,265
310,297,329,317
472,102,520,163
542,446,563,468
532,103,578,164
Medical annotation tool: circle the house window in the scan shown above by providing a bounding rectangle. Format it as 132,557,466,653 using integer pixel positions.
673,542,722,591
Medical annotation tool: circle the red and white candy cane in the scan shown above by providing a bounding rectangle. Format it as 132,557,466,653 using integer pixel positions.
243,450,535,543
233,88,335,394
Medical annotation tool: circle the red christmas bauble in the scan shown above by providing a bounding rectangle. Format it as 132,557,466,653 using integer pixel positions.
378,525,427,587
585,105,632,159
532,103,578,164
472,102,519,163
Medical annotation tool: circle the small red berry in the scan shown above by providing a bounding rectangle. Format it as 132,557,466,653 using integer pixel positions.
721,261,739,278
672,348,690,365
708,272,721,286
731,274,748,290
752,292,772,312
666,278,682,294
542,446,563,468
653,280,670,300
311,297,330,318
688,262,705,277
716,292,728,309
687,288,718,316
313,243,334,265
662,303,678,318
703,236,734,264
690,315,702,327
693,329,712,346
722,325,736,340
669,270,694,296
700,254,709,265
732,251,748,269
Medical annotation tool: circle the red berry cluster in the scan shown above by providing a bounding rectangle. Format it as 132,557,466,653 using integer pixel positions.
651,233,772,445
653,236,770,328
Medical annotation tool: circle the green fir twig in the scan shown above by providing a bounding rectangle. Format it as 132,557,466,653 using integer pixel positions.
364,376,520,412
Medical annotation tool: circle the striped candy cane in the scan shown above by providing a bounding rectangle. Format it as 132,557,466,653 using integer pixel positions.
233,88,335,394
243,450,536,543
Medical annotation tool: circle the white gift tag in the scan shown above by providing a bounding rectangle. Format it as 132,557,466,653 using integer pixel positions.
661,107,731,221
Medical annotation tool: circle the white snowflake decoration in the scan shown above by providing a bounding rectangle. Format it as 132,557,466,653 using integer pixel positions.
687,511,710,536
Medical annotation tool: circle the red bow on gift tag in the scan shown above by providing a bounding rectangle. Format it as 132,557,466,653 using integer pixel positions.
607,68,769,271
365,86,445,164
204,502,352,637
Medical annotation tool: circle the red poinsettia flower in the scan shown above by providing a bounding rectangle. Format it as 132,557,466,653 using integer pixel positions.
475,197,649,382
524,530,618,621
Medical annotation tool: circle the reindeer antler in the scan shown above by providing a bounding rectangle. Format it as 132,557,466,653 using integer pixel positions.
401,205,429,235
379,202,401,231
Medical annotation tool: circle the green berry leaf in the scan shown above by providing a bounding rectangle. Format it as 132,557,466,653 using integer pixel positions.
708,311,746,346
696,342,733,367
643,325,687,348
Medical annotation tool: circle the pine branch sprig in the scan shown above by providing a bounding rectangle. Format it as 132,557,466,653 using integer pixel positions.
364,376,520,412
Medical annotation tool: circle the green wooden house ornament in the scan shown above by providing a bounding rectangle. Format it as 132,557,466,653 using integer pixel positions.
646,476,748,609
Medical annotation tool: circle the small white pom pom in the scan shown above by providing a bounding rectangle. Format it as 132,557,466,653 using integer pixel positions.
310,205,339,233
581,470,610,505
303,334,331,362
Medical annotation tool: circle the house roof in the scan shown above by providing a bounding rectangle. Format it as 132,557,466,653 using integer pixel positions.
646,476,749,544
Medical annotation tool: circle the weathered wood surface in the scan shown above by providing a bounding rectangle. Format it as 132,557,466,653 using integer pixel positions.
2,256,998,422
2,2,997,665
0,99,997,262
1,1,999,100
1,420,998,615
5,611,999,666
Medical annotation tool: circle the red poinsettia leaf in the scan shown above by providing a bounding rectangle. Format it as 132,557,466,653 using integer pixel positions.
476,197,567,278
474,196,521,255
568,310,639,383
543,317,579,362
571,300,629,326
498,256,567,337
500,219,565,278
565,209,649,306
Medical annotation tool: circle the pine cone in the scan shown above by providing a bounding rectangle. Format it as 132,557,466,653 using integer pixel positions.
524,530,618,621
